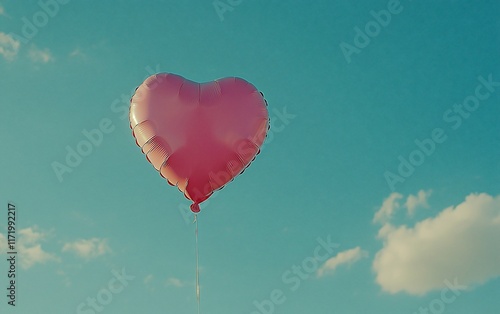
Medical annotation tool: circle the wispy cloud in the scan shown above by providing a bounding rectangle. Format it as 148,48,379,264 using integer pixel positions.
373,192,500,295
19,227,47,244
20,244,58,268
405,189,432,216
28,45,54,63
144,274,154,284
0,227,59,269
0,234,7,253
18,227,60,268
373,192,403,224
69,48,87,59
62,238,111,260
0,5,10,19
317,247,368,277
56,269,72,287
165,277,189,287
0,32,20,61
373,190,432,223
69,210,95,227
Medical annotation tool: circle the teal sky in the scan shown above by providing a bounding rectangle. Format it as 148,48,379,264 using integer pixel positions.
1,1,499,313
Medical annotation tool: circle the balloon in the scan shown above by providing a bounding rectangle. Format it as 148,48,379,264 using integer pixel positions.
129,73,269,213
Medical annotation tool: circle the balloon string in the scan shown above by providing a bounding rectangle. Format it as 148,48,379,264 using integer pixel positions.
194,214,200,314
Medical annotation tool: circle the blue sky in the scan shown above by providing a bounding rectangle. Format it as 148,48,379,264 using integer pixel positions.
1,0,499,313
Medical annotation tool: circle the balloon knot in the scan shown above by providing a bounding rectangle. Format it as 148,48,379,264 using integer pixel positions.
190,203,200,213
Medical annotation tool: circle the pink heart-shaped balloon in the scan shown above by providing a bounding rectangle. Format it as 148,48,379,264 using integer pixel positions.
129,73,269,212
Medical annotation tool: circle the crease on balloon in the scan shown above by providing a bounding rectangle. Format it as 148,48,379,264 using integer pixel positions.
178,81,185,97
131,120,160,153
159,157,176,187
145,141,171,172
197,82,201,105
213,80,222,96
141,135,161,155
207,175,217,194
200,80,222,104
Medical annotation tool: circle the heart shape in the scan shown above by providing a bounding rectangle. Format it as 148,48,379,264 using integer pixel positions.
129,73,269,212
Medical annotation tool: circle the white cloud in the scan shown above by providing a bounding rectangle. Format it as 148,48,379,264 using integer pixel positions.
18,227,59,268
373,192,403,224
20,244,59,269
317,247,368,277
0,227,59,269
0,32,20,61
62,238,111,260
19,227,46,244
28,45,54,63
406,189,432,216
373,193,500,295
377,223,396,239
